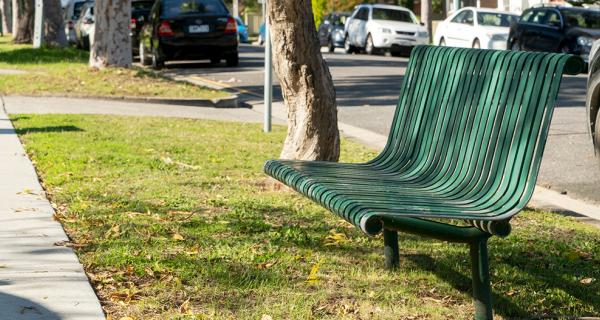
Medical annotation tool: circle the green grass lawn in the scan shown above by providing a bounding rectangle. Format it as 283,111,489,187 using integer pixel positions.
12,114,600,319
0,36,226,99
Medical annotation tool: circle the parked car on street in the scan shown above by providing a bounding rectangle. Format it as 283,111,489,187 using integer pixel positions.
74,1,94,50
131,0,155,56
63,0,89,44
139,0,238,69
235,17,249,43
317,12,350,52
508,6,600,64
587,39,600,159
434,7,518,49
343,4,428,56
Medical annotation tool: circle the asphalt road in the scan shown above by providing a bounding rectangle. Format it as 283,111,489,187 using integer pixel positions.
162,44,600,204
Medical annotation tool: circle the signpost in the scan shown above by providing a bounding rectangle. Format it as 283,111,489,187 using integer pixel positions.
33,0,44,48
233,0,238,17
261,0,272,133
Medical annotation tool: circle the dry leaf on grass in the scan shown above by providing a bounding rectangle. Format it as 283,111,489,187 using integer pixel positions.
172,233,185,241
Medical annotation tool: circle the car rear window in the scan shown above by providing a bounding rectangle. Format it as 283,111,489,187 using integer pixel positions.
132,0,154,11
477,12,518,27
562,10,600,29
372,8,415,23
73,1,88,18
162,0,227,17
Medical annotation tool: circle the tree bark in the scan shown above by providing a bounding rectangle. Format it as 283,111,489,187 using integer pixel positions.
13,0,34,43
266,0,340,161
1,0,12,34
43,0,66,47
421,0,432,43
89,0,132,69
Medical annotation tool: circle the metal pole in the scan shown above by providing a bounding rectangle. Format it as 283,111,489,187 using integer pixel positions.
33,0,43,48
263,0,272,133
232,0,238,18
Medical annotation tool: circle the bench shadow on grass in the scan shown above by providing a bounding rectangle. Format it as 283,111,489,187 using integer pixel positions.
225,201,600,318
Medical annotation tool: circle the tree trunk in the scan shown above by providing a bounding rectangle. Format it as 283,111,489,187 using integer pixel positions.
43,0,66,47
266,0,340,161
1,0,12,34
13,0,34,43
421,0,432,43
89,0,132,69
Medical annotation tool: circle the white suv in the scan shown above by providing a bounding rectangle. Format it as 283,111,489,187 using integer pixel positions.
344,4,428,56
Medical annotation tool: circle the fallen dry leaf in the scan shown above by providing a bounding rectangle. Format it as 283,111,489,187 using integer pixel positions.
580,278,595,285
172,233,185,241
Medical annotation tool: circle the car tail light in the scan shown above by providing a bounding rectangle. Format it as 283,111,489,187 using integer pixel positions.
158,21,174,37
67,21,74,29
224,17,237,34
130,18,137,30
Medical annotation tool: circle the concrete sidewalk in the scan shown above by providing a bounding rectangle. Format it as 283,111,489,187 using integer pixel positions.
0,106,104,319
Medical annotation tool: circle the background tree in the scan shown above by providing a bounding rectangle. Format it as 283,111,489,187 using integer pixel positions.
13,0,33,43
1,0,12,34
312,0,327,27
266,0,340,161
43,0,67,46
90,0,132,68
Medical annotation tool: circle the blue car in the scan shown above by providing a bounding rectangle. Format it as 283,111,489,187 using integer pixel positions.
235,17,249,43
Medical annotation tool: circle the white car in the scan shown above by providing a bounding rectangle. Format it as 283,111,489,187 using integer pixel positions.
434,7,519,50
62,0,89,44
344,4,428,56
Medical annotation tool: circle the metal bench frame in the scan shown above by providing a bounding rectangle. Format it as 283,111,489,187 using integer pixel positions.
265,46,583,319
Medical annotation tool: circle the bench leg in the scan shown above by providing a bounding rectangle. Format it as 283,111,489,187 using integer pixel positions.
470,238,493,320
383,229,399,269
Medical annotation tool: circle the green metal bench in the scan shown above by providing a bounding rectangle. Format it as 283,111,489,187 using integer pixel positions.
264,46,583,319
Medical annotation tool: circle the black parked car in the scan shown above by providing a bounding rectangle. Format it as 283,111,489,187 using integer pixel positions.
317,12,350,52
508,6,600,64
587,40,600,158
131,0,155,56
139,0,238,69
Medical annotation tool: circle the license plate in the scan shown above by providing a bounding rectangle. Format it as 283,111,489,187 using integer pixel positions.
189,25,209,33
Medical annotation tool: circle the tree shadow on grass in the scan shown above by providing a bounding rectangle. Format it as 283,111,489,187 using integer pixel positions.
11,125,84,135
0,47,88,65
0,291,61,320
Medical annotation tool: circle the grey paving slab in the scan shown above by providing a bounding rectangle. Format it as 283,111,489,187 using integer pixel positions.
0,108,105,320
2,95,268,124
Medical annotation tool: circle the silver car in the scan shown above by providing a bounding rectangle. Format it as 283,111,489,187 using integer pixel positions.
343,4,428,56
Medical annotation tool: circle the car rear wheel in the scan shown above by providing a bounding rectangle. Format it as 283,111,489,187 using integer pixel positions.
344,35,355,54
210,56,221,65
151,48,164,70
328,38,335,53
595,111,600,159
510,40,520,51
365,34,377,55
439,38,446,46
472,38,480,49
226,53,239,67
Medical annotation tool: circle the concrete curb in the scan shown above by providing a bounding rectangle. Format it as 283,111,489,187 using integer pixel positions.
3,93,240,108
0,105,105,319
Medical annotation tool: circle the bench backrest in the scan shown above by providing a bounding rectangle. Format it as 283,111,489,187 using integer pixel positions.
371,46,582,221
